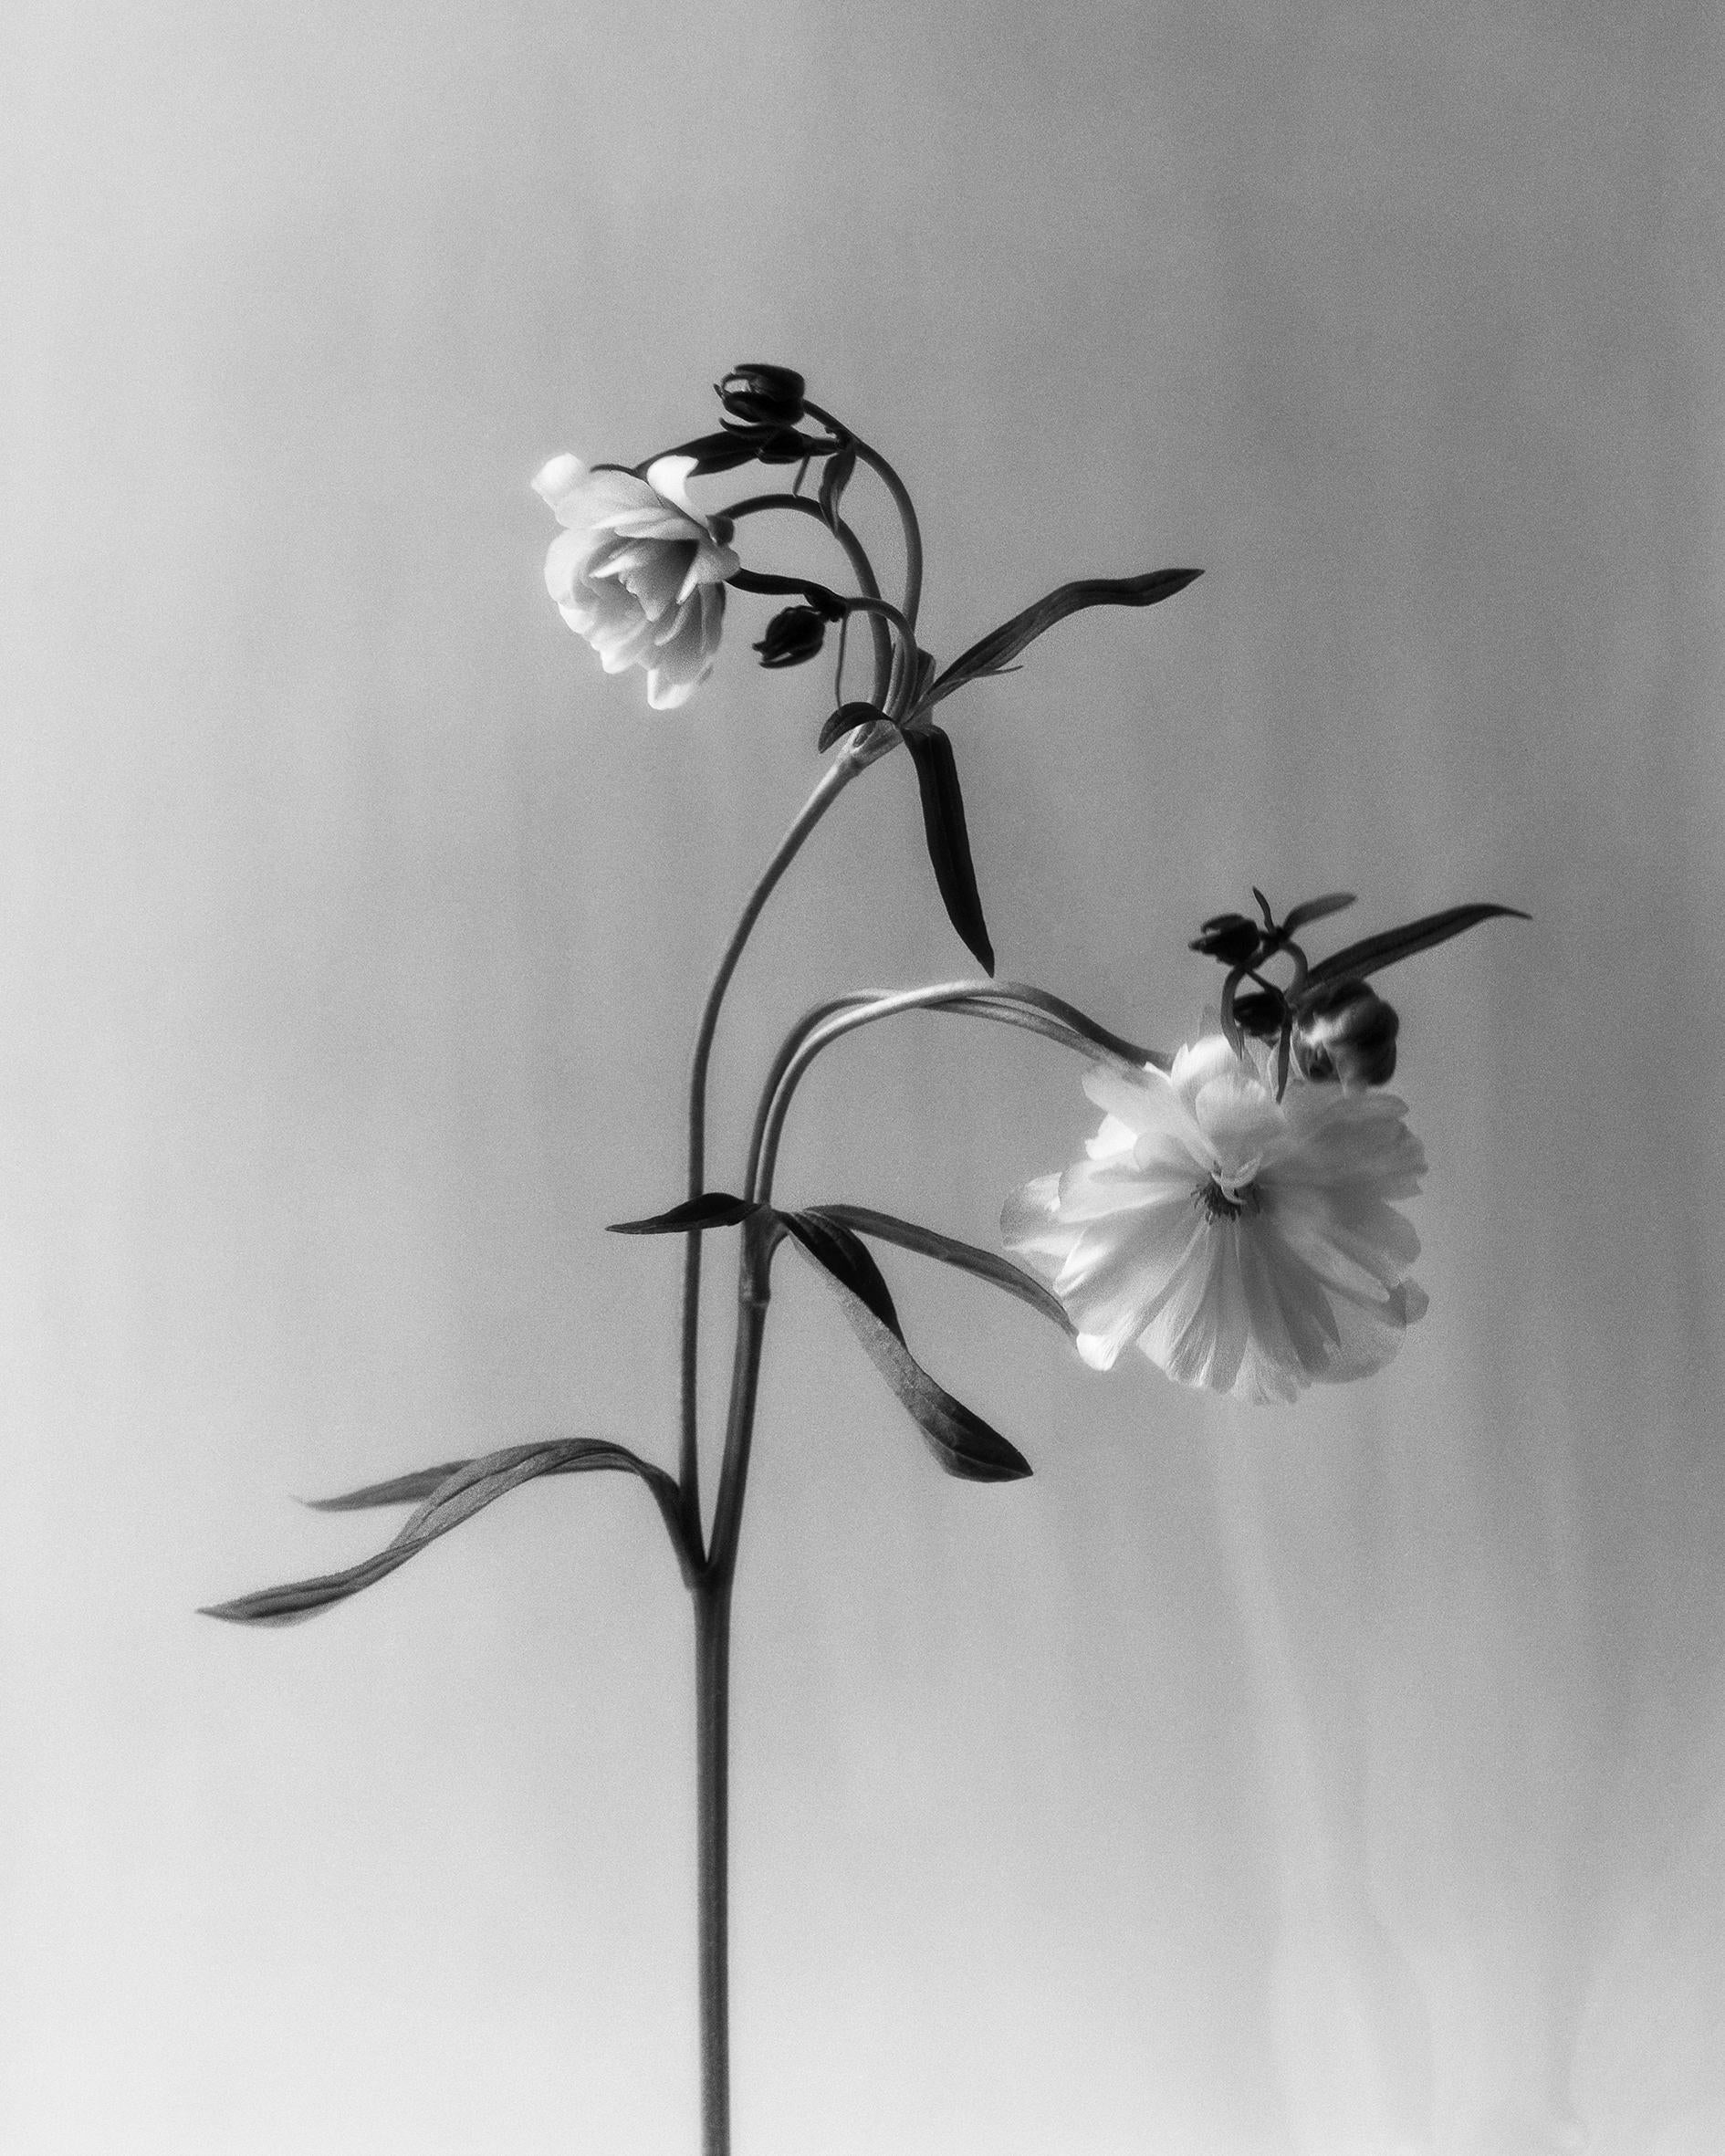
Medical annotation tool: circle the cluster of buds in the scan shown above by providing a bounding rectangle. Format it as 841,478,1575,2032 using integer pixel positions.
1192,893,1399,1093
1191,891,1524,1095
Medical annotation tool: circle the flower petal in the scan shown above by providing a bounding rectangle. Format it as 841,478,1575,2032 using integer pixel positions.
1011,1030,1427,1406
531,453,587,522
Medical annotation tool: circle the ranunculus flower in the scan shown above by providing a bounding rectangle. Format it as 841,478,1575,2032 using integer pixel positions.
1002,1030,1427,1404
533,453,739,710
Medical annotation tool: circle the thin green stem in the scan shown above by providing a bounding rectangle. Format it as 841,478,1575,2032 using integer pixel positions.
745,981,1166,1204
694,1571,732,2156
724,495,893,707
693,1210,780,2156
678,755,862,1549
801,401,923,711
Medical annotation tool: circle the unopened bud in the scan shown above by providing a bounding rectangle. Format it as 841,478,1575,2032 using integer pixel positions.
753,606,828,669
716,364,807,430
1230,989,1285,1040
1190,913,1261,968
1291,980,1399,1089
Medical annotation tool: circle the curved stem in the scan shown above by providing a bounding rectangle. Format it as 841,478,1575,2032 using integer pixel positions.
802,402,923,637
678,756,863,1549
745,980,1165,1204
801,407,923,715
724,495,893,707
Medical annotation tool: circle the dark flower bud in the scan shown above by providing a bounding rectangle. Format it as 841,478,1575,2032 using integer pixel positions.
716,364,807,430
1291,979,1399,1089
1190,913,1262,968
753,606,828,669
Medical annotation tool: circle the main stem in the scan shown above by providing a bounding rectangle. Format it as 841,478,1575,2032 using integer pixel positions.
695,1226,772,2156
682,429,923,2152
695,1571,733,2156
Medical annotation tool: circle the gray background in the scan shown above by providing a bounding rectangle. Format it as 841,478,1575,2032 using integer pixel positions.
5,3,1723,2151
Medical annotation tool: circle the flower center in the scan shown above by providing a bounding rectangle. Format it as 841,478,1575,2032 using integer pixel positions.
1195,1172,1260,1222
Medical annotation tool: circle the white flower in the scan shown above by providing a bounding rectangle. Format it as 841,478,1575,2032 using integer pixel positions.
533,453,739,710
1002,1030,1427,1404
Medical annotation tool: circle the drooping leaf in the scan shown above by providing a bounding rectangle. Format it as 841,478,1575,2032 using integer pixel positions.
818,700,887,752
904,724,995,974
919,569,1202,713
812,1203,1074,1338
1297,904,1530,1003
202,1439,683,1626
608,1192,759,1236
1281,891,1356,933
781,1212,1031,1483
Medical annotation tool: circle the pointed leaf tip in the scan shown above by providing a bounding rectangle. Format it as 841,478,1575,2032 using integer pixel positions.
784,1211,1031,1482
818,700,885,753
1282,891,1356,932
905,724,995,974
609,1192,759,1235
923,568,1203,713
1299,903,1529,1000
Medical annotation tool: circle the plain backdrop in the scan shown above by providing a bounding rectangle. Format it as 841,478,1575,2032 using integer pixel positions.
5,3,1724,2151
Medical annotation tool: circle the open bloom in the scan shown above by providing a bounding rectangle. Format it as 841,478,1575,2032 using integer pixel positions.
1003,1031,1427,1404
533,453,739,709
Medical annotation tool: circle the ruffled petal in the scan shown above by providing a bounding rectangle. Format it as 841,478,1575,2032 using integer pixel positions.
1011,1031,1427,1407
643,453,706,521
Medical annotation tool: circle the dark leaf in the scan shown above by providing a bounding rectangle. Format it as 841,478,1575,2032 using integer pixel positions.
608,1192,759,1235
921,569,1201,712
203,1439,680,1626
819,442,858,532
812,1203,1073,1338
780,1209,902,1334
818,700,887,752
904,724,995,974
782,1213,1031,1483
1281,891,1356,933
1297,904,1530,1003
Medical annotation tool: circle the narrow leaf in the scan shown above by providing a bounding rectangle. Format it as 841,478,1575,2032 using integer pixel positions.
1281,891,1356,933
609,1192,758,1236
302,1463,472,1512
203,1439,682,1626
780,1209,902,1335
904,724,995,974
921,569,1201,712
1297,904,1530,1001
783,1212,1032,1483
818,700,886,752
812,1203,1074,1338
